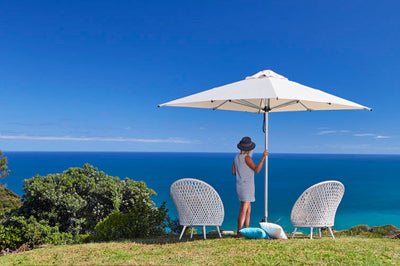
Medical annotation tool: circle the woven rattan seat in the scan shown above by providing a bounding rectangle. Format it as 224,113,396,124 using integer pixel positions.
170,178,224,240
291,180,344,239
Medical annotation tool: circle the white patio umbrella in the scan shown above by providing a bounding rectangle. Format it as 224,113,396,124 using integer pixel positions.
158,70,371,222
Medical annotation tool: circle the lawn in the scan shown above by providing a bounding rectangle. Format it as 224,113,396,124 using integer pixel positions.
1,234,400,265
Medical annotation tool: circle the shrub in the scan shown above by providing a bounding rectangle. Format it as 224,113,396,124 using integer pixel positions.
337,224,400,238
3,216,74,249
20,172,86,234
18,164,167,236
93,202,167,241
165,216,196,236
0,224,22,251
77,233,92,243
0,149,21,217
338,225,370,236
92,212,132,241
166,216,181,234
0,185,22,217
371,225,398,236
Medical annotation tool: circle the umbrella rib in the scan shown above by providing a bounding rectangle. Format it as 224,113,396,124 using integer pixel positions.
230,99,264,111
212,100,229,110
270,100,299,111
237,99,264,110
299,101,313,111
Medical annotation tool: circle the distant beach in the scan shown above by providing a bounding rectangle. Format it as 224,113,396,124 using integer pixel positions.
2,152,400,232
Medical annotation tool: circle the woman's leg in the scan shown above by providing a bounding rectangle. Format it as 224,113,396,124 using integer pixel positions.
237,201,250,236
244,202,251,228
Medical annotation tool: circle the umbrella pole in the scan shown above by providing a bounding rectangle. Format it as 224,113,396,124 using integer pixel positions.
264,112,269,222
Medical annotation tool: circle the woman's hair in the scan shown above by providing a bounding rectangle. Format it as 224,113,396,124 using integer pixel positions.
240,150,252,155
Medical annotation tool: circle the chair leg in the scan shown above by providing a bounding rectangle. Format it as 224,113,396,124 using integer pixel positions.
179,226,186,240
292,228,297,239
310,227,313,239
216,226,222,238
328,227,335,240
319,228,322,238
190,227,194,239
203,226,206,240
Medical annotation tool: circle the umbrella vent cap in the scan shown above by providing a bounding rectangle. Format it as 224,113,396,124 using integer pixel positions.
246,70,288,80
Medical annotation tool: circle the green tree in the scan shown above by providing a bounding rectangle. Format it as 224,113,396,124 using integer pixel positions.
0,185,22,217
18,164,167,236
64,165,121,232
93,201,167,241
0,150,21,217
20,171,87,234
1,216,73,250
0,150,10,179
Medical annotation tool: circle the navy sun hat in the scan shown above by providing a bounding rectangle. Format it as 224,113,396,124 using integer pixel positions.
237,137,256,151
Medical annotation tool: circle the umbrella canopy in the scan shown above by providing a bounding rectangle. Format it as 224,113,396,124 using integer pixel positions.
159,70,371,222
159,70,371,113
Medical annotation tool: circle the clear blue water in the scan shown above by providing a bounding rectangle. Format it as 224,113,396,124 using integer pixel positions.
2,152,400,233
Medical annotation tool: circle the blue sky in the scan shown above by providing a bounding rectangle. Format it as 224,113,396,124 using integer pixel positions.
0,0,399,154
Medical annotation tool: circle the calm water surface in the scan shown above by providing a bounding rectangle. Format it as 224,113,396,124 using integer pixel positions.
2,152,400,232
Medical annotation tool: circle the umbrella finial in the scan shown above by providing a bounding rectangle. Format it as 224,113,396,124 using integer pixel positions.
246,70,288,80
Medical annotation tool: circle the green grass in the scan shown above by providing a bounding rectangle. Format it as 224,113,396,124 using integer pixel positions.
1,235,400,265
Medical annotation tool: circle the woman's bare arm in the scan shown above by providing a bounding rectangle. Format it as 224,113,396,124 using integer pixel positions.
232,161,236,175
245,150,269,173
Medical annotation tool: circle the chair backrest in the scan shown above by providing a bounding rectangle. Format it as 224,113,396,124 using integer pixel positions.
291,180,344,228
170,178,224,227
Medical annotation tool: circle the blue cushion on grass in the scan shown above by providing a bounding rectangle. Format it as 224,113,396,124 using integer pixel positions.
239,227,268,239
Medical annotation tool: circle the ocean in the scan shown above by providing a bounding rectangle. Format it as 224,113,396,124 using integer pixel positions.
2,152,400,233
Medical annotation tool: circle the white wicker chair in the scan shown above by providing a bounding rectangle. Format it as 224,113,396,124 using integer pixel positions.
170,178,224,240
291,180,344,239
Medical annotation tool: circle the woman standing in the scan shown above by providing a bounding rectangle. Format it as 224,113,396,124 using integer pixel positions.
232,136,268,236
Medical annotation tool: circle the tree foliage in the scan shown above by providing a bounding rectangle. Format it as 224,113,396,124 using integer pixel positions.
93,201,167,241
18,164,167,235
0,150,21,217
0,185,22,217
0,150,10,179
1,216,73,250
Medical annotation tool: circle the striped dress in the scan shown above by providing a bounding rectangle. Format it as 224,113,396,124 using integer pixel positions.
234,154,255,202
